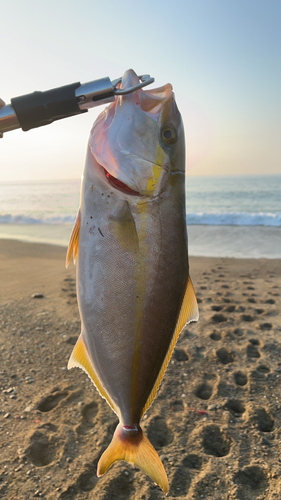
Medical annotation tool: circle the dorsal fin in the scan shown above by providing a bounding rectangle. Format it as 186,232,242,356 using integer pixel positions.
142,276,199,416
66,209,81,268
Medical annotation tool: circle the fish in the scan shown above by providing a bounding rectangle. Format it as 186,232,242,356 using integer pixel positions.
66,69,199,493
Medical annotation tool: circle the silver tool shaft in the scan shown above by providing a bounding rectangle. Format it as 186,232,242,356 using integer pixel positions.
0,74,154,135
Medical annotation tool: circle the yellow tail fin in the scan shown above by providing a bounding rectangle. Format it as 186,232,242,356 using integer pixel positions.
97,423,168,494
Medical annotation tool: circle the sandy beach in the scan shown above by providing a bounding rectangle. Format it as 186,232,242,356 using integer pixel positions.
0,239,281,500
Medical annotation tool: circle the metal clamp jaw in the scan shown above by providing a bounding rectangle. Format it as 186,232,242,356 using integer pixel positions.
77,74,154,109
0,74,154,135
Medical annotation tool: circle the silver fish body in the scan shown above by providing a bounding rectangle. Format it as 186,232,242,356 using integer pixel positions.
67,69,198,492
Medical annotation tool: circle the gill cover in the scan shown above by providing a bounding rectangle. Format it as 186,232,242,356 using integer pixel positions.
89,69,175,196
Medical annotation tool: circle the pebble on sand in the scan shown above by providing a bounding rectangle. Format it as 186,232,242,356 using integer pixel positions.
31,293,45,299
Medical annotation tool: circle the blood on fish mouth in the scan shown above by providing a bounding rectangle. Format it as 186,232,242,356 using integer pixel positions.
104,169,140,196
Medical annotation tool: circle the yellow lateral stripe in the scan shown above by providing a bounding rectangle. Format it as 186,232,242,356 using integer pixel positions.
130,202,148,418
145,164,162,194
142,276,199,417
66,209,81,268
144,143,165,195
68,335,118,416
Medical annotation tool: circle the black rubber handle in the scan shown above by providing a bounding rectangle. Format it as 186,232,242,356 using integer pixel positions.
11,82,84,131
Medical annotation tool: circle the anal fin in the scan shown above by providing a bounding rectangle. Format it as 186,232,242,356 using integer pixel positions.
68,334,118,416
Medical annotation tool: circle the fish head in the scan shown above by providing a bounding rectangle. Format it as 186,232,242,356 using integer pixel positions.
89,69,185,198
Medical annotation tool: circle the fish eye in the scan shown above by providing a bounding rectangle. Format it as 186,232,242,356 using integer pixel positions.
161,125,177,144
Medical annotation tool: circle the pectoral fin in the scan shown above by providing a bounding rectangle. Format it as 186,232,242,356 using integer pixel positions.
109,201,139,254
142,276,199,416
66,209,81,268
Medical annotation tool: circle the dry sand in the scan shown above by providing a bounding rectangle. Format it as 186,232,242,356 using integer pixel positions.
0,239,281,500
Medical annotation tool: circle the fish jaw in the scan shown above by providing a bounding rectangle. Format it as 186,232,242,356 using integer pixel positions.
89,70,176,197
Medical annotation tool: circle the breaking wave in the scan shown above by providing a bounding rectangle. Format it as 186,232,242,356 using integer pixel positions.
186,212,281,226
0,214,76,225
0,212,281,227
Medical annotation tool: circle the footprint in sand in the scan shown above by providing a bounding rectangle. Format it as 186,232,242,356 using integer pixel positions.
225,304,236,312
265,298,275,304
201,424,231,457
233,327,244,337
241,313,255,322
224,399,245,416
210,330,222,341
234,371,248,386
195,381,213,400
246,339,261,359
260,322,273,330
248,297,256,303
233,466,268,498
216,381,235,398
37,390,69,412
222,297,231,303
61,277,77,303
169,460,193,497
256,364,270,377
255,408,274,432
74,460,100,493
173,348,189,362
76,401,99,435
211,313,228,323
170,399,184,412
97,467,135,500
66,336,78,346
146,416,174,449
59,456,100,499
26,423,59,467
211,305,223,312
216,347,235,364
255,306,264,313
170,454,203,497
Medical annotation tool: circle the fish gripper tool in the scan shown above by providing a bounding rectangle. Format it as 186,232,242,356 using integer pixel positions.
0,74,154,135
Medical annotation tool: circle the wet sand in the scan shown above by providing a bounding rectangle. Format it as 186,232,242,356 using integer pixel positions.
1,224,281,259
0,239,281,500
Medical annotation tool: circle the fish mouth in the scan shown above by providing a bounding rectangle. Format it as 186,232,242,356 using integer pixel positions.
90,70,174,197
104,168,141,196
120,69,174,111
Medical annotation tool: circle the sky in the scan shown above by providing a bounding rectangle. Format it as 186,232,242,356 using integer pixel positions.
0,0,281,181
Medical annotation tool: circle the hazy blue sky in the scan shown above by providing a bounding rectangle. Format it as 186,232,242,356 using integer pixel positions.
1,0,281,181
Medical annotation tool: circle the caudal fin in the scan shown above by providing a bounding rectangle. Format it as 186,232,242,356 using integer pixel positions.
97,423,168,494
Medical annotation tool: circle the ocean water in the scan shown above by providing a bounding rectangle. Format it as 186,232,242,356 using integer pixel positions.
186,174,281,226
0,175,280,258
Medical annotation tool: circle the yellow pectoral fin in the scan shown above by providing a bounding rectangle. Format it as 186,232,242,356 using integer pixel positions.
98,423,169,494
109,201,139,254
68,334,118,416
66,209,81,268
142,276,199,416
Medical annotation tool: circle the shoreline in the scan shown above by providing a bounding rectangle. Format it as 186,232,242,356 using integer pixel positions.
0,224,281,259
0,239,280,305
